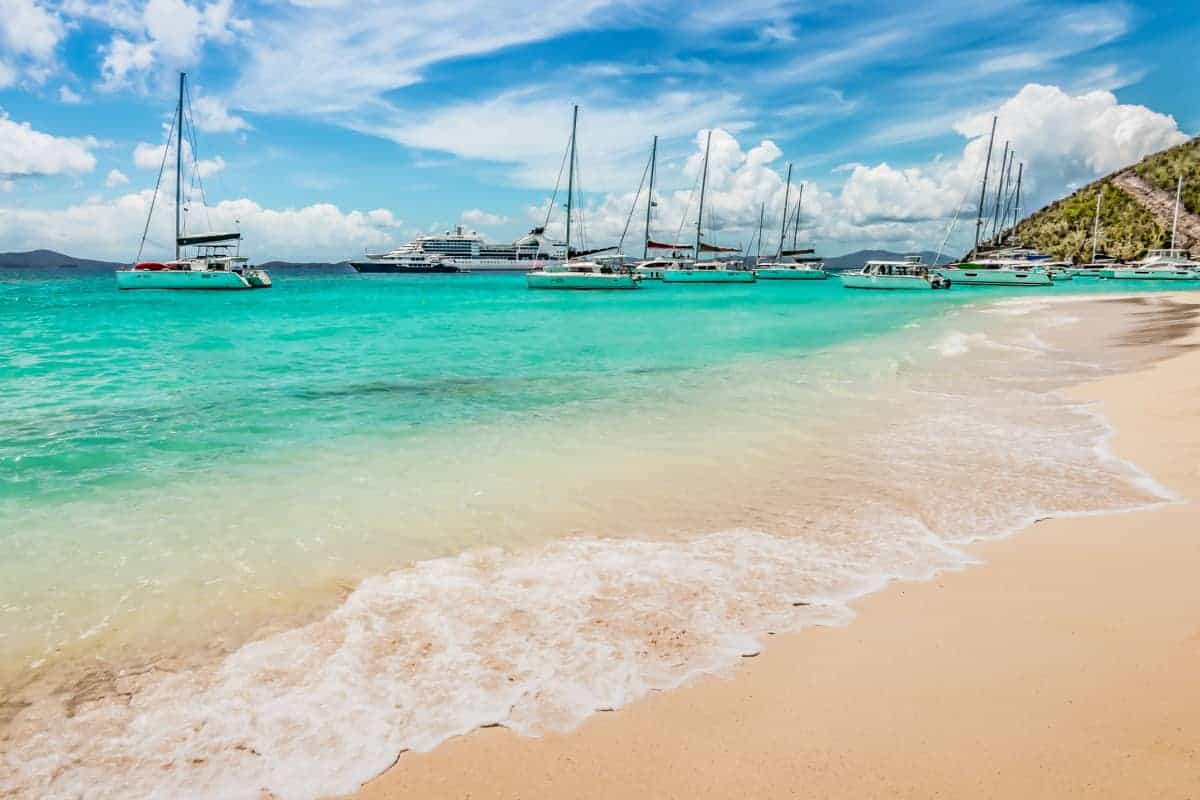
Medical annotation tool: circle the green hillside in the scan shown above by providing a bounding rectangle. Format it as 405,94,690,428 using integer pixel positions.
1000,135,1198,262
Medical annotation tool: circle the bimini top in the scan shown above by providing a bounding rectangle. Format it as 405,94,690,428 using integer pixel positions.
177,232,242,246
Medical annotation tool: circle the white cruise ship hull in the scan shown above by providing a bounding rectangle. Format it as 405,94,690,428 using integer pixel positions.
115,270,252,290
661,269,756,283
935,267,1052,286
526,272,639,290
449,258,563,272
753,267,827,280
839,272,941,290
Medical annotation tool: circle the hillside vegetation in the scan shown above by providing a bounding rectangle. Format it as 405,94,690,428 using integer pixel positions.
999,135,1199,262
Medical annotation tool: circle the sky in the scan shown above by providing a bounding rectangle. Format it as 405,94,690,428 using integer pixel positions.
0,0,1197,261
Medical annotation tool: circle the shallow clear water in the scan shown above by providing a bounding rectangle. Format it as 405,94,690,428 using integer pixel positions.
0,268,1193,798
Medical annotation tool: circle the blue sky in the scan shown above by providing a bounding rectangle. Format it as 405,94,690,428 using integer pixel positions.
0,0,1197,260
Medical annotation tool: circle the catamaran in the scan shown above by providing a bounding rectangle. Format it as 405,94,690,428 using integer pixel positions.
839,256,950,290
661,131,755,284
1098,177,1198,280
116,73,270,291
527,107,638,290
754,165,827,280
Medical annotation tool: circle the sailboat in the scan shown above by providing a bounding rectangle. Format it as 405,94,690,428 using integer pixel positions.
754,166,827,280
527,107,639,290
1098,176,1198,280
661,131,755,284
116,73,270,290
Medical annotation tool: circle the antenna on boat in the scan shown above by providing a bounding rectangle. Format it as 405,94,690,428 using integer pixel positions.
644,135,657,259
175,71,185,261
694,130,712,261
973,116,997,257
1171,174,1182,250
777,162,792,260
564,105,578,260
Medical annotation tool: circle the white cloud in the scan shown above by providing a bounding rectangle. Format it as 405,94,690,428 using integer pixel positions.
133,139,175,170
195,154,225,177
461,208,509,226
0,191,405,260
58,85,83,103
143,0,202,60
100,36,155,90
0,112,97,178
0,0,64,61
191,95,249,132
106,168,130,187
0,61,15,88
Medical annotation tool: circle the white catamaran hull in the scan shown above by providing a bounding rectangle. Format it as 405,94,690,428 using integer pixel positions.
935,267,1052,286
1101,268,1199,280
661,269,756,283
839,272,942,290
526,272,639,290
753,267,827,280
115,270,252,290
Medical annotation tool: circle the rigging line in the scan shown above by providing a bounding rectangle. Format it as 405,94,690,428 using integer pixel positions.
542,124,572,231
935,191,969,266
183,83,212,232
573,138,586,251
673,168,702,252
618,150,652,253
135,108,178,264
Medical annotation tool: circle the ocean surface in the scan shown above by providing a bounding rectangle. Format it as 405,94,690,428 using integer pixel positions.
0,269,1191,797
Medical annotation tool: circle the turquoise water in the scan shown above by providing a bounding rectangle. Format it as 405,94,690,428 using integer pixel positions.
1,269,1190,798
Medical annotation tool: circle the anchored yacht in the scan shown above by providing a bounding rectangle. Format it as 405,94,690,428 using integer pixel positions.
350,244,458,273
840,256,950,290
1099,249,1198,280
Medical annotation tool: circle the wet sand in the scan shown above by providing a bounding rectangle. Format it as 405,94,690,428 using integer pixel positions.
346,294,1200,799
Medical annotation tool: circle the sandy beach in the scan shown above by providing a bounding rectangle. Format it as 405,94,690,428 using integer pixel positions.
347,296,1200,800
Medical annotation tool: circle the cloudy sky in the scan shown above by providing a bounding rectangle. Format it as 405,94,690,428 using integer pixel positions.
0,0,1196,260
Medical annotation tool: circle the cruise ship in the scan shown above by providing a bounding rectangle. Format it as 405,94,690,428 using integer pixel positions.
353,226,565,273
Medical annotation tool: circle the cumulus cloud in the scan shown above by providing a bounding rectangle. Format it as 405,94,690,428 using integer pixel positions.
191,95,249,132
106,168,130,187
460,208,509,226
0,191,404,260
0,0,64,61
58,85,82,103
100,36,154,90
0,113,97,178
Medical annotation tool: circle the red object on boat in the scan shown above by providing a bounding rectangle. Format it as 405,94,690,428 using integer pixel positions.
134,262,170,271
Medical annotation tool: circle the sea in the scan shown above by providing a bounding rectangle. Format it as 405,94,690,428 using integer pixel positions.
0,267,1192,797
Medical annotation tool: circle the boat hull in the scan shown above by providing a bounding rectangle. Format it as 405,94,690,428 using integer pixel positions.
526,272,640,290
934,267,1052,286
1101,268,1199,280
661,269,756,283
115,270,252,290
350,262,460,274
839,273,942,290
753,268,827,280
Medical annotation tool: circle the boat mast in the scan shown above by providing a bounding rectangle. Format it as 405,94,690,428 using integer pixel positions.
973,116,997,257
643,135,657,260
991,142,1010,241
755,202,765,263
998,156,1016,239
1171,174,1182,250
1091,184,1104,263
175,71,185,260
694,130,712,261
1012,162,1023,236
792,183,804,249
777,162,792,259
564,105,578,260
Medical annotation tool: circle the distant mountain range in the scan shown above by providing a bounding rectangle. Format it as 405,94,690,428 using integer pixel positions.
0,249,937,272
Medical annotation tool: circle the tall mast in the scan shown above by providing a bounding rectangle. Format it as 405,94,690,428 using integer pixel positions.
991,142,1010,241
175,71,185,260
1171,174,1182,250
792,183,804,249
755,202,765,263
694,130,712,261
1091,184,1104,263
564,105,578,260
998,155,1015,238
973,115,997,256
777,162,792,259
643,135,657,259
1013,162,1023,233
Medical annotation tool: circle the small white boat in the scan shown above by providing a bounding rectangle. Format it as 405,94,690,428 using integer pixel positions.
526,260,638,289
633,258,679,280
935,259,1052,286
840,256,950,290
753,261,826,280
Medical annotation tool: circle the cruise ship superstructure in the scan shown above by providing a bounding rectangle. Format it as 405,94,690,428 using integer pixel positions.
353,226,565,273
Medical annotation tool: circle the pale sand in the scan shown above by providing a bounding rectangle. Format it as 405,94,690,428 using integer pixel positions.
346,295,1200,800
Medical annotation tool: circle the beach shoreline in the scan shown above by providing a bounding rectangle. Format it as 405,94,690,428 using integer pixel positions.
347,295,1200,799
